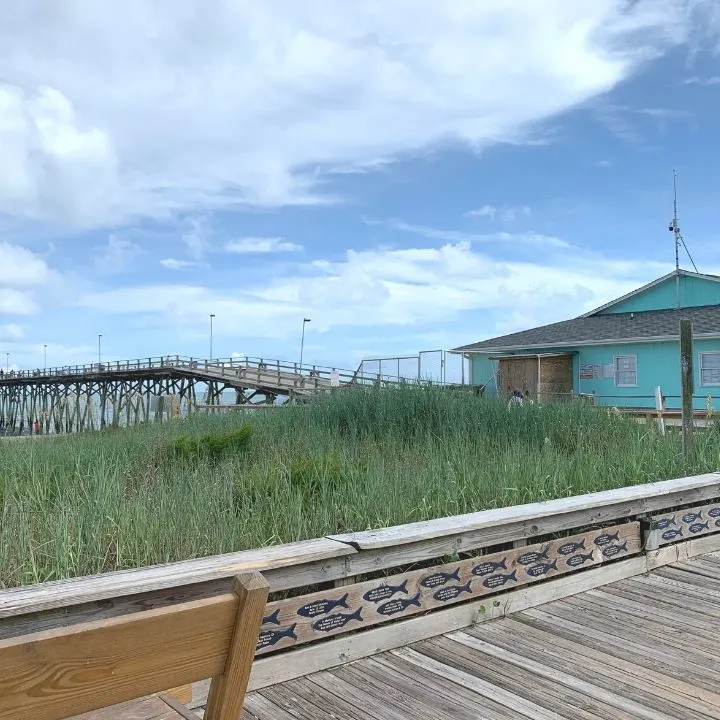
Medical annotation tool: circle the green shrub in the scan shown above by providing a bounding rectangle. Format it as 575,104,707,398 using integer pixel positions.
167,424,253,464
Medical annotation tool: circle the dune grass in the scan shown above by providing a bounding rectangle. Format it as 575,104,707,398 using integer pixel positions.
2,385,719,587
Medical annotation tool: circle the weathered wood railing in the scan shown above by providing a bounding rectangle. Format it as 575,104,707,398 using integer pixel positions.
2,471,720,713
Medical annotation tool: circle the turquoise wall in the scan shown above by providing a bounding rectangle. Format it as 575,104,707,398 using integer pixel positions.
599,275,720,314
470,338,720,409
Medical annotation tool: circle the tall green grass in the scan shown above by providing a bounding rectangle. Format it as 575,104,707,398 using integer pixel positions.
2,386,719,587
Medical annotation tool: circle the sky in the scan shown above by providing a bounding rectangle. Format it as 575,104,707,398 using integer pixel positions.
2,1,720,376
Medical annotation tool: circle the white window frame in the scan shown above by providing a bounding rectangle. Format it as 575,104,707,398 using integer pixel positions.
614,355,637,388
699,351,720,387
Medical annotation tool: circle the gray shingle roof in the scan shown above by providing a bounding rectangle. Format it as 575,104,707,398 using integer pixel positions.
452,305,720,353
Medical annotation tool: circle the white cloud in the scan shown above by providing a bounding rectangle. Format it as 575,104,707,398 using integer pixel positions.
465,205,531,222
77,238,672,345
0,323,25,342
374,219,571,249
160,258,202,271
225,237,303,254
684,75,720,84
0,1,709,226
0,242,59,316
94,234,144,273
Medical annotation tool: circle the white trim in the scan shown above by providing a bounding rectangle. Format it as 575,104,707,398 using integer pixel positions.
580,269,720,318
699,351,720,387
614,354,637,388
452,331,720,354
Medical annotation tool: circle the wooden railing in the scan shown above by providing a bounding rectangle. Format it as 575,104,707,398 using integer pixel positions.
0,354,418,390
2,471,720,712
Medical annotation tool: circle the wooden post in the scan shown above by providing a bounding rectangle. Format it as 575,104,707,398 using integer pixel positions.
680,319,694,461
654,385,665,436
204,573,269,720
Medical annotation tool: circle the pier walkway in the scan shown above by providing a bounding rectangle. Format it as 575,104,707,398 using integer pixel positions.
73,551,720,720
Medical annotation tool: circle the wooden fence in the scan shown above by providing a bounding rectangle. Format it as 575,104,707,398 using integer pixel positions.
3,471,720,709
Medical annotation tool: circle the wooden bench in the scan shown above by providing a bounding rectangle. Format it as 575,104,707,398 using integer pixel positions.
0,572,268,720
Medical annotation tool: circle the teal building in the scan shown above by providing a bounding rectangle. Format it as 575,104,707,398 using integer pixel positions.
451,270,720,409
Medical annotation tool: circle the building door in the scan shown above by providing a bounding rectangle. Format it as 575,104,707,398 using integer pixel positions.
498,357,538,400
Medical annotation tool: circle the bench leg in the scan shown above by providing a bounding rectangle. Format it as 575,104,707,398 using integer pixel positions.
204,573,269,720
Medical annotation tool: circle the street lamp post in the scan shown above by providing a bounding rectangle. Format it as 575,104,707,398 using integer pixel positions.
209,314,215,360
44,344,47,370
98,334,102,366
300,317,311,370
5,352,8,372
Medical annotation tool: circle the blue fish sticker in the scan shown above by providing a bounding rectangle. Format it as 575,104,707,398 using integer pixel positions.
262,609,281,626
526,559,558,578
662,527,683,541
708,508,720,518
363,579,408,603
654,516,676,530
689,521,710,534
602,541,628,558
682,511,703,524
377,593,422,617
517,548,550,566
432,581,473,603
421,568,461,588
482,570,517,589
312,607,363,633
558,539,586,556
257,624,297,650
594,531,620,547
715,519,720,528
566,551,594,568
297,593,349,618
472,558,508,577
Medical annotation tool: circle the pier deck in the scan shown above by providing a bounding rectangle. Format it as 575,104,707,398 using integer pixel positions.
75,551,720,720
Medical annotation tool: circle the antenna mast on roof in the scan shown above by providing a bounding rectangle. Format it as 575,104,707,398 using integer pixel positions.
668,170,699,309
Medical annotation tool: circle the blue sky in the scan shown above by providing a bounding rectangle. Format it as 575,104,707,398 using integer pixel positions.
2,1,720,375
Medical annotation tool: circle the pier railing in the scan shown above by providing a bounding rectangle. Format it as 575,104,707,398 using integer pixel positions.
0,354,424,390
3,470,720,710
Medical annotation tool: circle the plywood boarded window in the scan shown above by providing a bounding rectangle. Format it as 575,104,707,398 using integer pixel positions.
614,355,637,387
700,352,720,386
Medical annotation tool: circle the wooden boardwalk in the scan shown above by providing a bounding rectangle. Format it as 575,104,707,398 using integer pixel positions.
75,550,720,720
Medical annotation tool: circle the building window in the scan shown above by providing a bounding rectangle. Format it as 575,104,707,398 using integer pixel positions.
700,352,720,386
614,355,637,387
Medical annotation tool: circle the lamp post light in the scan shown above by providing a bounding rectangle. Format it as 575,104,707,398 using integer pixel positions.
98,334,102,366
299,317,311,370
209,314,215,360
5,352,8,372
44,344,47,370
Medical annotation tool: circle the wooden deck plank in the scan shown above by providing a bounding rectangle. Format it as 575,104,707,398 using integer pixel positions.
456,625,712,720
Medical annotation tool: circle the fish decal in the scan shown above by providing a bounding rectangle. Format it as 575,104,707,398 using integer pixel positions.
715,519,720,528
558,539,586,556
594,531,620,547
689,521,710,534
662,527,683,541
566,551,594,568
262,609,281,626
363,579,409,603
682,511,703,524
297,593,349,618
526,559,559,578
420,568,461,589
602,541,628,558
517,548,550,566
708,508,720,518
257,624,297,650
377,593,422,617
432,581,473,603
654,516,676,530
312,607,364,633
482,570,517,589
472,558,508,577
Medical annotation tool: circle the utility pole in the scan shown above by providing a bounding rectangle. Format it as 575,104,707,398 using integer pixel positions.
98,334,102,366
209,314,215,360
680,319,694,462
300,318,311,369
44,344,47,370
